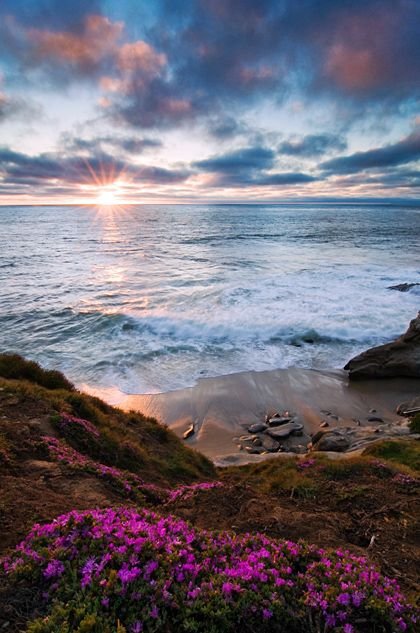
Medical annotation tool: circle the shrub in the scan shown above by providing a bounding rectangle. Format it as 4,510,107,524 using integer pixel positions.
0,354,74,391
2,507,417,633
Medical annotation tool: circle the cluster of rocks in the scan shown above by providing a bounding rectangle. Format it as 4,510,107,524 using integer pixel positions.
235,412,307,455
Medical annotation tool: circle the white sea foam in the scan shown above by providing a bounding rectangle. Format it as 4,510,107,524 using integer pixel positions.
0,203,419,392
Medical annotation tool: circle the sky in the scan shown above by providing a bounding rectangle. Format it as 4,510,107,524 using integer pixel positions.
0,0,419,205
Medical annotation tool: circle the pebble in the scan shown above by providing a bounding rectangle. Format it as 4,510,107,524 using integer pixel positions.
183,424,195,439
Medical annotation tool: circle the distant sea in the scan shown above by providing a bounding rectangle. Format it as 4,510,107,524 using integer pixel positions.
0,204,419,393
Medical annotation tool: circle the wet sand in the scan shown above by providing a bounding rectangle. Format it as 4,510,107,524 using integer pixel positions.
83,368,419,466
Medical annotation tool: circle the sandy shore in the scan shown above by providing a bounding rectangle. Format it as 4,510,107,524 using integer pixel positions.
83,367,419,466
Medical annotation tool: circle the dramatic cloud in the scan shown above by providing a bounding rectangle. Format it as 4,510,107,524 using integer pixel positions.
322,130,420,174
194,146,317,187
279,134,347,157
0,147,190,192
0,0,419,201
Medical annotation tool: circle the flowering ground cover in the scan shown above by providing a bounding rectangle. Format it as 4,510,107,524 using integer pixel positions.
44,435,223,505
2,507,417,633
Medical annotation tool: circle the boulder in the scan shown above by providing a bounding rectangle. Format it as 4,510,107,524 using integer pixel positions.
313,432,350,452
261,435,280,452
266,422,303,440
248,423,268,433
344,312,420,379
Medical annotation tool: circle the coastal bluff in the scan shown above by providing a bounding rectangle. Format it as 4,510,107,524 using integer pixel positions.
345,311,420,380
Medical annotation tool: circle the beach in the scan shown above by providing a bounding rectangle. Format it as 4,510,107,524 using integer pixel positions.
85,367,419,465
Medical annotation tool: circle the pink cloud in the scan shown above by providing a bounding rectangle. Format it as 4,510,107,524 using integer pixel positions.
117,41,166,75
321,10,401,93
28,15,123,70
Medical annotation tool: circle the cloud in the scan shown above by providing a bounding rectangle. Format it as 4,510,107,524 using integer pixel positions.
207,116,249,139
2,1,419,132
195,146,275,173
194,145,316,187
62,134,162,155
0,146,190,192
279,134,347,157
0,91,39,123
321,129,420,173
116,41,166,75
27,15,123,74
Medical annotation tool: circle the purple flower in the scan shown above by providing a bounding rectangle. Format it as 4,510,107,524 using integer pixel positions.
43,559,65,579
150,606,159,619
337,592,351,606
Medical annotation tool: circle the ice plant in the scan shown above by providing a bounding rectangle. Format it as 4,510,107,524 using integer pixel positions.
1,507,417,632
43,436,221,504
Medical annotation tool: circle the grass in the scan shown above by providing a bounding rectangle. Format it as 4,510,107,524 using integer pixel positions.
0,353,74,391
0,354,215,485
221,457,320,497
363,439,420,473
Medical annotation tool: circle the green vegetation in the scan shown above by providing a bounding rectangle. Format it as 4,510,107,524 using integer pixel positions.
363,439,420,473
0,353,74,391
409,413,420,434
0,353,214,484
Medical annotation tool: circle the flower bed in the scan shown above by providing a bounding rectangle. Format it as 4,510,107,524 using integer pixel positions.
2,507,417,633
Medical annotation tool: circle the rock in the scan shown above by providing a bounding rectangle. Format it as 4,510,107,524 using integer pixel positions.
289,445,307,454
268,416,293,427
369,409,377,413
344,311,420,379
367,416,384,423
245,445,264,454
266,422,303,439
320,420,329,428
311,430,325,444
396,397,420,416
252,437,262,446
261,435,280,452
313,432,350,452
388,282,420,292
248,423,268,433
183,424,195,439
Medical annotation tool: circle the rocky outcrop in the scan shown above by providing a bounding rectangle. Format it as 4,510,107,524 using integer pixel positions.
344,312,420,380
388,282,420,292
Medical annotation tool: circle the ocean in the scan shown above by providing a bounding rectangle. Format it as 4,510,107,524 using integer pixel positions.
0,203,419,393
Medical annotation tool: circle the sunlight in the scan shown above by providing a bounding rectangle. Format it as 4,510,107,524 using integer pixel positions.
96,188,119,206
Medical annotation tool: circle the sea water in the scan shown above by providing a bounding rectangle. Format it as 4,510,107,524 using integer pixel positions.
0,203,419,393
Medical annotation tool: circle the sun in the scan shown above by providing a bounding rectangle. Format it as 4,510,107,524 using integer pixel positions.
96,188,119,206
